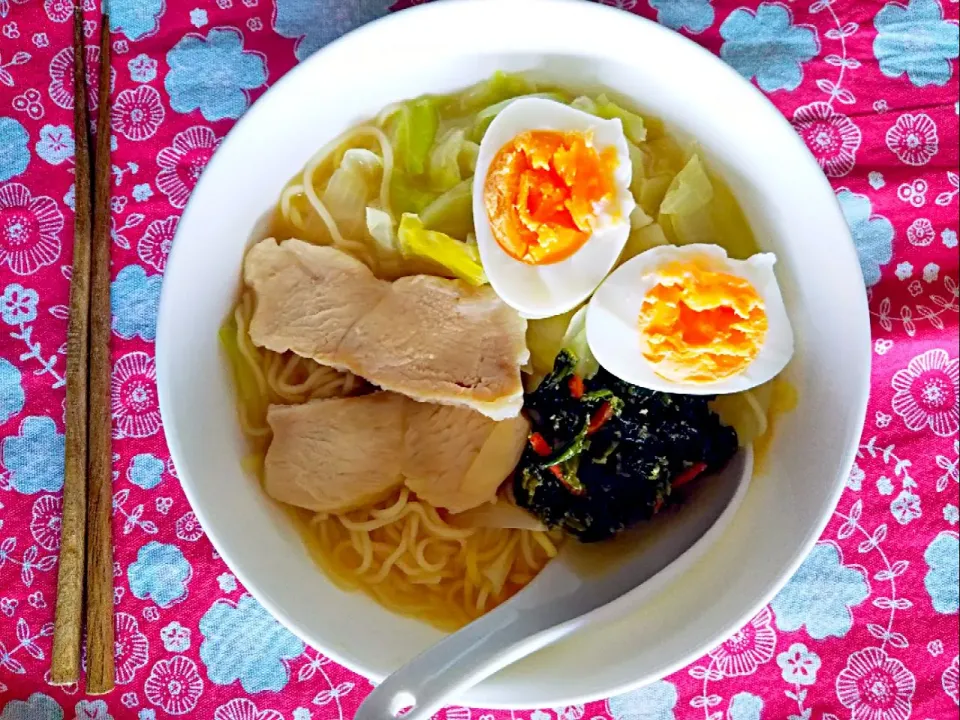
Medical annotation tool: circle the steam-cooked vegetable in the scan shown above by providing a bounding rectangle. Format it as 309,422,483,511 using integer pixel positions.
514,350,739,542
392,97,439,176
593,94,647,144
397,213,487,286
420,179,473,240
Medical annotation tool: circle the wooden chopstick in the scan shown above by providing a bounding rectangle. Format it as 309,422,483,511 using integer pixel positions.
85,14,115,696
51,7,92,686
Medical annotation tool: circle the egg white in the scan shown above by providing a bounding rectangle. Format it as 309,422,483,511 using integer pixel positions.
473,98,635,320
586,243,795,395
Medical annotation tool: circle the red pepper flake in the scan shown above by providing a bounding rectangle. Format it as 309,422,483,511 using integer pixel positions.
568,375,584,399
673,462,707,489
587,401,613,435
529,432,551,457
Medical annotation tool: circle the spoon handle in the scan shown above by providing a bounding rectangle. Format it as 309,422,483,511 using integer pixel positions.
355,601,579,720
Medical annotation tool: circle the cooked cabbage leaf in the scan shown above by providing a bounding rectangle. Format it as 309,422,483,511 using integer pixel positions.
594,94,647,144
392,97,439,176
397,213,487,286
420,179,473,240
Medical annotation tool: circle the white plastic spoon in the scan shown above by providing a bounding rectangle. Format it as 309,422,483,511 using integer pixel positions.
356,446,753,720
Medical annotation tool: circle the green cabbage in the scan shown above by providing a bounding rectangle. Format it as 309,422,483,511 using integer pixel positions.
560,306,599,379
365,207,396,256
420,179,473,240
526,309,577,378
471,92,569,141
428,128,468,192
397,213,487,286
392,97,439,176
593,94,647,144
442,71,536,117
619,222,670,264
391,173,438,215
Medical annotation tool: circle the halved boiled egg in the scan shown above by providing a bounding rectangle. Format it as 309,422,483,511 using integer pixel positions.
586,244,794,395
473,98,635,319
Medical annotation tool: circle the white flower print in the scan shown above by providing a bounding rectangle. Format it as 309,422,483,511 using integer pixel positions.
115,612,150,684
890,488,921,524
138,215,178,272
886,113,939,166
213,698,284,720
48,44,113,110
30,494,61,550
891,349,959,437
848,462,864,490
175,511,204,542
0,183,64,276
836,647,915,720
1,282,38,324
156,126,219,209
708,606,777,677
777,642,820,686
943,655,959,704
897,179,927,207
144,655,204,716
111,351,161,438
793,102,862,177
112,85,165,141
923,262,940,283
906,217,935,246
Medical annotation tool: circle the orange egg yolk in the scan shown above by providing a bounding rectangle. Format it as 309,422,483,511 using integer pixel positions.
638,261,768,383
483,130,619,265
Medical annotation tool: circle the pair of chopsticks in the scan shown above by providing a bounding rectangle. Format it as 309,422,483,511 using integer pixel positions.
49,9,115,695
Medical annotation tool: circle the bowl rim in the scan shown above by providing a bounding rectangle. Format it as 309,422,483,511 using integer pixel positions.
157,0,871,706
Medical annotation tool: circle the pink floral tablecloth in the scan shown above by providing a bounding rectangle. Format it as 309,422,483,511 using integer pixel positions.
0,0,958,718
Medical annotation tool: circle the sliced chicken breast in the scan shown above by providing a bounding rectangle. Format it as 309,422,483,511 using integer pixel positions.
264,393,529,514
244,238,388,365
244,238,528,420
403,402,530,513
264,393,405,513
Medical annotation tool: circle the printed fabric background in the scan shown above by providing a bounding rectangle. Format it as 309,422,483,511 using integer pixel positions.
0,0,958,718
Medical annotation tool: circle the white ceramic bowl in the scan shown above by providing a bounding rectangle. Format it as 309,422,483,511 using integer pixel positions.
157,0,870,707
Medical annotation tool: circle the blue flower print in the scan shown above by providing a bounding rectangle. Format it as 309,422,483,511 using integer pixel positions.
128,453,165,489
727,693,763,720
606,680,677,720
1,416,65,494
719,3,819,92
836,189,894,287
0,692,63,720
924,531,958,614
0,117,29,182
1,283,38,325
34,124,74,166
649,0,714,34
165,28,267,121
111,264,161,340
132,183,153,201
217,572,237,592
199,594,305,692
874,0,960,87
128,541,192,607
273,0,394,62
128,53,158,83
109,0,165,41
138,711,156,720
771,542,869,638
0,358,25,424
